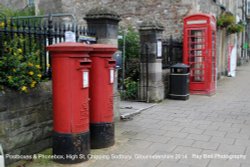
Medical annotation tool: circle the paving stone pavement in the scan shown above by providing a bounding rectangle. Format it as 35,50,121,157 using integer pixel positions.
23,63,250,167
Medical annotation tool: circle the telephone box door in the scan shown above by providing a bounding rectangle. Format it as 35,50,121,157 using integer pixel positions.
186,28,208,91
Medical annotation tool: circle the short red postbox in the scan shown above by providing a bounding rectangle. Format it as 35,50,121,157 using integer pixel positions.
89,44,117,149
47,42,92,163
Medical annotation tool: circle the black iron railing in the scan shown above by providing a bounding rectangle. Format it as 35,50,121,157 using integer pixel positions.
0,13,96,78
162,36,183,69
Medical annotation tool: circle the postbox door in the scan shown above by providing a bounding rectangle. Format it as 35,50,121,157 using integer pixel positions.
70,59,91,133
187,28,208,90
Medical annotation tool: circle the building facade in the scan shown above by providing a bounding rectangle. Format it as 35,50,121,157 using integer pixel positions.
33,0,248,76
1,0,248,76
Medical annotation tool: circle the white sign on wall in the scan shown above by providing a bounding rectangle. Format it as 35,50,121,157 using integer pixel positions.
65,31,76,42
0,144,4,167
157,40,162,58
228,44,237,77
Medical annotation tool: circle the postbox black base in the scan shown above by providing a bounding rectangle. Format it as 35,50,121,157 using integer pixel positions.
53,131,90,164
168,94,189,100
90,122,114,149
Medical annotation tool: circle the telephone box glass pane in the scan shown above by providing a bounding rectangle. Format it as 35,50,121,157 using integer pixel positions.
188,30,205,82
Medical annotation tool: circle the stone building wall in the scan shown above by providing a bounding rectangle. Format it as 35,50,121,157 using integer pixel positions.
35,0,63,15
0,0,27,10
0,82,52,165
34,0,243,79
1,0,241,39
0,0,242,85
7,0,241,39
34,0,220,38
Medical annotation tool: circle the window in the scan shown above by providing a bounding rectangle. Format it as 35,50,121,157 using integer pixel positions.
218,0,225,6
27,0,34,6
247,1,250,17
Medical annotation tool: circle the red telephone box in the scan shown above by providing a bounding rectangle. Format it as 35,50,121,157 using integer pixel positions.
183,13,217,95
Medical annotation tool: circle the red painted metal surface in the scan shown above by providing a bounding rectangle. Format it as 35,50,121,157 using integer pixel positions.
183,13,217,95
47,42,92,134
89,44,117,123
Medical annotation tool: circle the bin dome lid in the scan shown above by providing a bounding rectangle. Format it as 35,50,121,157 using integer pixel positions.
171,63,189,68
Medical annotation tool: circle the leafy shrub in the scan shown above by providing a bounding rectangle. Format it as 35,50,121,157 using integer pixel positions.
217,12,235,28
118,27,140,79
227,23,244,34
217,12,244,34
120,77,138,100
0,5,42,93
118,27,140,100
0,37,42,93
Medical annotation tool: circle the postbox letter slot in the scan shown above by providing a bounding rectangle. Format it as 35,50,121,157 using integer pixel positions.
108,60,116,65
106,59,116,68
80,61,91,66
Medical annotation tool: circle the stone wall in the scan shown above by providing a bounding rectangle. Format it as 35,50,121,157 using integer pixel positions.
35,0,63,15
35,0,191,38
0,82,52,165
0,0,27,10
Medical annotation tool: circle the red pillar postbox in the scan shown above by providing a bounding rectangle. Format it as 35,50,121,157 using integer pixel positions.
47,42,92,163
89,44,117,149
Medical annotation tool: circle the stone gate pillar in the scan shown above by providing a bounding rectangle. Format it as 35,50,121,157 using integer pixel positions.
139,20,164,102
84,7,121,45
84,7,121,120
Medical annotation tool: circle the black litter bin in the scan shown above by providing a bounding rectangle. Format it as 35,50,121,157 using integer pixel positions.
169,63,190,100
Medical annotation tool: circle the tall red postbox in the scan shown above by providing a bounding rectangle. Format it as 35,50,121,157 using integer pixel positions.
89,44,117,149
183,13,217,95
47,42,92,163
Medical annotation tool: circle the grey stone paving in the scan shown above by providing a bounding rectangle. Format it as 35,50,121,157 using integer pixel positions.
111,63,250,167
119,101,157,119
25,63,250,167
